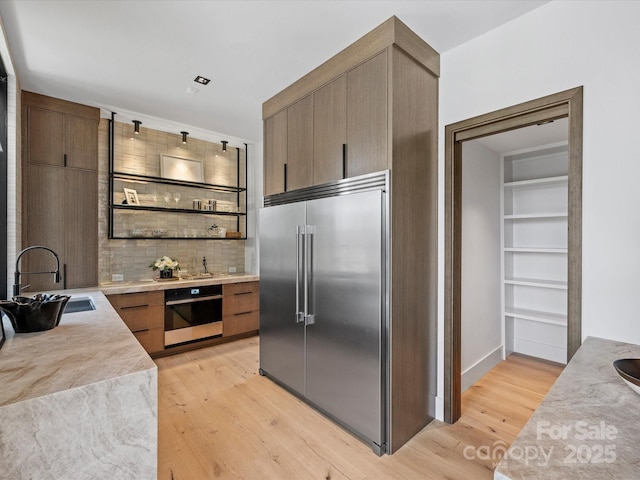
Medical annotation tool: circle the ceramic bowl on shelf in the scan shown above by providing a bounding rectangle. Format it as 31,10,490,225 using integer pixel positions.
151,229,167,237
130,229,147,237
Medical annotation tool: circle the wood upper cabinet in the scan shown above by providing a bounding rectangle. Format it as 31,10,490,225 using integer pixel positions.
22,91,99,292
263,52,388,195
287,95,314,191
313,75,347,185
346,51,388,177
264,109,287,196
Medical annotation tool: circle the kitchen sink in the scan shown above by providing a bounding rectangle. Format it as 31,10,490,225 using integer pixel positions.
63,297,96,314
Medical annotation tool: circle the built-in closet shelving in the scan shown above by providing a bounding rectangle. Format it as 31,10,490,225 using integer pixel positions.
501,143,569,364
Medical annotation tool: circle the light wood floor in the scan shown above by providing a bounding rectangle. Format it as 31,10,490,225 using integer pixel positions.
156,337,562,480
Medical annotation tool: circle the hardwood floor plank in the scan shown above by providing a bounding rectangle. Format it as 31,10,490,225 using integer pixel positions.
156,338,562,480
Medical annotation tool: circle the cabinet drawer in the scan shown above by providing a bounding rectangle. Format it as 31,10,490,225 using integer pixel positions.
117,304,165,333
223,311,259,337
134,327,165,354
223,282,259,315
107,291,164,309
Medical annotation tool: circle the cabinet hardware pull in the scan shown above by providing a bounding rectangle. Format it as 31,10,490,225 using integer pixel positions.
234,311,253,316
342,143,347,179
132,328,149,333
234,291,252,296
284,163,288,192
63,264,67,290
166,294,222,306
64,153,67,167
121,304,148,310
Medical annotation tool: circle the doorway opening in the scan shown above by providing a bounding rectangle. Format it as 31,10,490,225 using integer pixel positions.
444,87,583,423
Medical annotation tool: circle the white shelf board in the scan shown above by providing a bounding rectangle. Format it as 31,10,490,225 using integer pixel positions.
504,277,568,289
504,307,567,326
504,247,568,254
504,213,568,220
504,175,568,188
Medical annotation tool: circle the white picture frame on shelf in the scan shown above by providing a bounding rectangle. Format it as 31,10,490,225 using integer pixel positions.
123,188,140,206
160,154,204,183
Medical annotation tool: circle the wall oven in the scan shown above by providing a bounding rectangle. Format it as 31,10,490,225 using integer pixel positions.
164,285,222,347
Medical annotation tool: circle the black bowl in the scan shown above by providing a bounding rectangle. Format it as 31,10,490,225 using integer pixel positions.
0,294,71,333
613,358,640,395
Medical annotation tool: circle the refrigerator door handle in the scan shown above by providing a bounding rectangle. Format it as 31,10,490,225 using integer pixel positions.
305,225,316,325
295,225,305,323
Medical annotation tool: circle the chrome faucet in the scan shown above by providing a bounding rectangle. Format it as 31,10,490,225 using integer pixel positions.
13,246,62,296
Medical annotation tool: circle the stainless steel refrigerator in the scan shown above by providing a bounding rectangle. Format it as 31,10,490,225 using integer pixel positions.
259,171,389,455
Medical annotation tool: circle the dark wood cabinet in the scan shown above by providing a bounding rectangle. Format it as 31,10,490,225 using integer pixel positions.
22,91,99,292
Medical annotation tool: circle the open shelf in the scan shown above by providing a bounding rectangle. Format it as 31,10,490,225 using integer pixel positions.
504,213,567,220
504,175,568,188
112,204,245,216
504,247,567,254
504,307,567,326
504,277,567,289
112,171,247,194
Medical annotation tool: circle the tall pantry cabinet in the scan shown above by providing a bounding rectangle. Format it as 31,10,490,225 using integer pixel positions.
262,17,439,453
22,92,99,291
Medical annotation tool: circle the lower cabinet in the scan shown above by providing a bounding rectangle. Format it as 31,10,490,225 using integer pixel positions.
108,281,260,355
107,291,165,354
223,282,259,337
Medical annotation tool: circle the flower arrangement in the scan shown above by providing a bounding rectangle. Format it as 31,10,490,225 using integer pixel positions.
149,256,180,274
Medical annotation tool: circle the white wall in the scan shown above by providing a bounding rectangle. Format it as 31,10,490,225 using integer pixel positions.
246,141,263,275
461,140,502,391
436,0,640,419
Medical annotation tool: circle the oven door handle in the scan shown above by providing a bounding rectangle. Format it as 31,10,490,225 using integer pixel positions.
166,294,223,306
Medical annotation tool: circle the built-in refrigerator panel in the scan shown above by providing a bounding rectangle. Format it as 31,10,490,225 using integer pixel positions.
259,202,306,396
305,190,385,446
260,170,389,454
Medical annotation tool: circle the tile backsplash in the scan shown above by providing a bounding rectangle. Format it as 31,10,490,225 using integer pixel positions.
98,120,246,282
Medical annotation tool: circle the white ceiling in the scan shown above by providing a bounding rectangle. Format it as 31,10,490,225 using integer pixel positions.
475,117,568,155
0,0,550,144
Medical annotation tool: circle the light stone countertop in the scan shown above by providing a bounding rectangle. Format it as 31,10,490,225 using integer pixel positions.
98,272,259,295
494,336,640,479
0,290,159,479
0,290,156,407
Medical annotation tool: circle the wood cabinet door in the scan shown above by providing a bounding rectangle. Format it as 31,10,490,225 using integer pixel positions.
65,115,98,170
287,94,313,191
264,109,287,195
23,164,66,293
25,106,65,167
64,169,98,289
347,51,388,177
313,75,347,185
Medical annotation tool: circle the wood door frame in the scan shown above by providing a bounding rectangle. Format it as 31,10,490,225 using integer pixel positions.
444,87,583,423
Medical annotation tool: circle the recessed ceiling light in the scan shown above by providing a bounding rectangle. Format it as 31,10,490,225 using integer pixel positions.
194,75,210,85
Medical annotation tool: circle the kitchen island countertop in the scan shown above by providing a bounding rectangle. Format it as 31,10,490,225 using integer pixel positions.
0,290,157,479
494,336,640,479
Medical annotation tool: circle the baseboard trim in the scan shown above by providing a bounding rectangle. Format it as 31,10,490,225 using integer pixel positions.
461,345,503,392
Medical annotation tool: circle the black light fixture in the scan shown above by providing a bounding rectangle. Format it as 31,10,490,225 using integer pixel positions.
181,131,189,144
221,140,228,152
132,120,141,134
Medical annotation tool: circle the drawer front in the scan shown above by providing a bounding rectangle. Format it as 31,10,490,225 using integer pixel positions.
223,310,259,337
118,304,164,332
107,291,164,309
134,327,165,354
223,282,259,315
